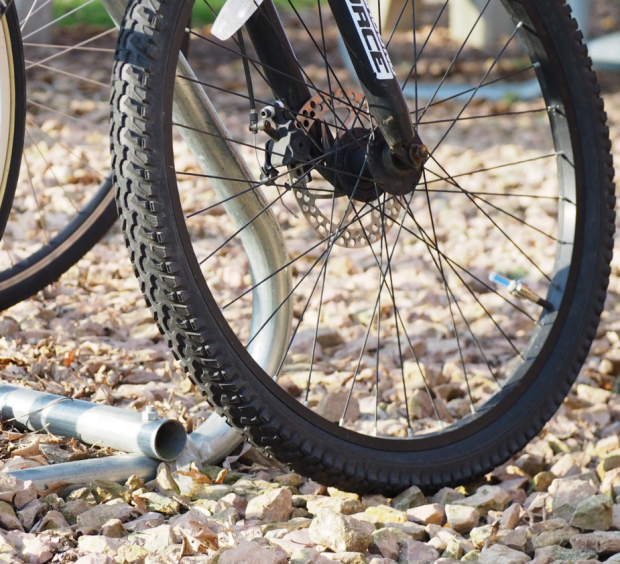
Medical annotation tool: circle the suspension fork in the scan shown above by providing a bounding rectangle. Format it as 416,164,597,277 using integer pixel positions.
243,0,419,167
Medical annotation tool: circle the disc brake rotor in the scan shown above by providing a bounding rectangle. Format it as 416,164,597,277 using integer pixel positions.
292,90,401,248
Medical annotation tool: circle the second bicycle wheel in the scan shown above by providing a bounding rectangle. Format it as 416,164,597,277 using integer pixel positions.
113,0,615,492
0,1,119,311
0,3,25,242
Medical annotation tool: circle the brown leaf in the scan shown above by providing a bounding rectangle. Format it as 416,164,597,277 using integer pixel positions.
215,468,228,484
63,350,76,367
11,436,42,458
0,356,28,368
174,470,213,485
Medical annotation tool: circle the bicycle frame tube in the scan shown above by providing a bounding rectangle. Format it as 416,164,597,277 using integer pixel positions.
243,0,416,158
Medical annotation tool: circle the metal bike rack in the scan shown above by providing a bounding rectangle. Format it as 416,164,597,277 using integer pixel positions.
2,385,243,489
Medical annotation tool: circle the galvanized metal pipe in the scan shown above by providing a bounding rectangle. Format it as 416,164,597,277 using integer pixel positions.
5,413,242,490
7,454,159,490
0,385,187,461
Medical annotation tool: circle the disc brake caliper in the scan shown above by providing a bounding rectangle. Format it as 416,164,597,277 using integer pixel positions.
253,102,312,186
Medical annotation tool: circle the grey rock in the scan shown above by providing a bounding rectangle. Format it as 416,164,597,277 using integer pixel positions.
445,504,480,534
369,528,400,560
306,496,363,516
391,487,425,511
460,486,510,516
397,539,440,564
569,495,613,531
218,540,288,564
76,502,135,533
77,535,125,555
139,524,178,553
406,503,444,526
533,545,596,563
529,527,579,551
496,527,527,552
570,531,620,554
245,488,293,523
441,538,463,560
384,521,426,540
546,479,597,521
478,544,530,564
499,503,522,530
61,499,93,525
308,508,374,553
75,556,114,564
17,499,45,531
0,499,23,531
316,391,360,422
100,518,127,538
39,510,70,531
613,504,620,530
124,512,165,533
469,525,494,550
300,480,327,496
431,488,465,506
323,553,368,564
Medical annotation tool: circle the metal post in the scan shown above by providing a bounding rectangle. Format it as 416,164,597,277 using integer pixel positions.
368,0,422,33
448,0,514,49
15,0,53,44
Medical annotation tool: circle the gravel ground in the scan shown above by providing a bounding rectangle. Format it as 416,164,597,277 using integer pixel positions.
0,5,619,563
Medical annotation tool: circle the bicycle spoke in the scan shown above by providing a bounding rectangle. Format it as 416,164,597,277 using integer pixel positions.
24,43,115,53
417,0,491,122
418,107,547,126
25,28,116,70
25,60,109,89
22,0,101,40
401,0,450,91
424,153,559,186
27,100,108,132
430,25,522,152
428,155,554,284
26,117,107,181
22,150,50,243
25,128,80,214
411,64,538,116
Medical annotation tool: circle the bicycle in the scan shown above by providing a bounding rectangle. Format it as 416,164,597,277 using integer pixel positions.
112,0,615,493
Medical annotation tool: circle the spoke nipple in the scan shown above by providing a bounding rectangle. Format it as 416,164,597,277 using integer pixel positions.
338,417,345,427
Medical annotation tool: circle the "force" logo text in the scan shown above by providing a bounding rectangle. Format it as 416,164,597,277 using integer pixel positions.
345,0,395,80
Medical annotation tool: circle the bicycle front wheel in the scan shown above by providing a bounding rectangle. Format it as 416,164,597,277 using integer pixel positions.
113,0,615,493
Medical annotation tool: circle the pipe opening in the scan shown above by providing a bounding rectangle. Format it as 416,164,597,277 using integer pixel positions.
154,420,187,461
